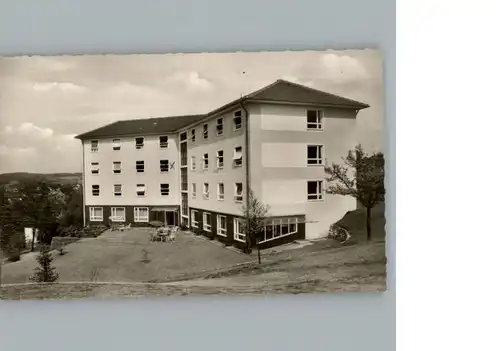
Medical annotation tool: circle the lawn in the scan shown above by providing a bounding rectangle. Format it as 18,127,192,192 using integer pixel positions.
0,206,388,299
1,228,250,285
1,240,386,299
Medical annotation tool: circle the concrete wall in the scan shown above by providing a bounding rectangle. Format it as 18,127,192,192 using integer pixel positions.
83,133,180,207
248,103,358,239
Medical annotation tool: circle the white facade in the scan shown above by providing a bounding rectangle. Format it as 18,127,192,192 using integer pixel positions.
79,82,364,242
249,103,358,239
83,133,180,207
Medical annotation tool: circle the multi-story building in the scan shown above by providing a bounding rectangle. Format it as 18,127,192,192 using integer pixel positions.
75,79,369,249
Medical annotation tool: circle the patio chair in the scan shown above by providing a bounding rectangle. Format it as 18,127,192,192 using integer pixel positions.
167,231,176,242
119,223,131,232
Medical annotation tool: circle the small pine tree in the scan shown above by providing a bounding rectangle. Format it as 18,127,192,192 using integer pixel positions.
29,245,59,283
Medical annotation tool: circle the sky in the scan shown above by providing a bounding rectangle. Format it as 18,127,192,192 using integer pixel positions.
0,49,385,174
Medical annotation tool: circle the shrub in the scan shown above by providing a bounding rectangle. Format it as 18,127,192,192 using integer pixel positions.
29,245,59,283
141,249,150,263
328,224,352,244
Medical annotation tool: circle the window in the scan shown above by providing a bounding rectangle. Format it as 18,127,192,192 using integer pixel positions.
191,210,198,228
234,219,245,242
112,139,121,151
203,123,208,139
190,156,196,171
307,109,323,130
113,184,122,196
136,184,146,197
160,159,169,173
134,207,149,222
261,218,299,242
160,183,170,196
191,183,197,199
203,212,212,231
217,215,227,236
233,146,243,167
90,140,98,152
307,145,323,165
159,135,168,148
135,137,144,149
111,207,125,222
217,183,224,200
203,183,209,199
92,185,100,196
90,162,99,174
234,182,243,202
191,129,196,142
202,153,209,170
136,160,145,173
216,117,224,135
89,207,103,221
113,161,122,174
233,110,242,130
307,180,324,201
216,150,224,168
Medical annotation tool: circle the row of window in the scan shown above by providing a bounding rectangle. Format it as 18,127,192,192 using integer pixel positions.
91,183,170,197
90,180,323,201
190,211,242,240
90,136,169,152
193,111,243,142
90,159,171,175
191,146,243,171
189,210,300,243
89,109,323,153
192,182,244,202
89,144,322,175
89,206,301,243
89,206,149,222
192,180,324,202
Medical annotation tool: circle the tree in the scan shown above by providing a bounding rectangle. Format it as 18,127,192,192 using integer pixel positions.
58,185,83,228
29,245,59,283
240,190,270,263
10,181,65,251
324,144,385,241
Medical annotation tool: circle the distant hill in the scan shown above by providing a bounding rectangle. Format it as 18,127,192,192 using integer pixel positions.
0,172,82,186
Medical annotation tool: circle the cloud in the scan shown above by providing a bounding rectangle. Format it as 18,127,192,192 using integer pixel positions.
18,122,54,138
0,144,36,156
168,71,213,92
32,82,86,92
320,53,370,83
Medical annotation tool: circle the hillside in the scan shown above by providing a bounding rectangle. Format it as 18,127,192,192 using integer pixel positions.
0,172,82,186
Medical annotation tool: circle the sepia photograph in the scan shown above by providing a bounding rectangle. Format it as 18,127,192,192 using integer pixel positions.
0,49,386,300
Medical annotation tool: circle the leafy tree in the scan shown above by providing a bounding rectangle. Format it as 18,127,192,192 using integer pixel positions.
324,144,385,241
29,245,59,283
240,190,270,263
58,185,83,228
10,181,65,251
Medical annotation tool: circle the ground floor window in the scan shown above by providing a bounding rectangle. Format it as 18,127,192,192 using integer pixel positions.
261,217,299,242
111,207,126,222
134,207,149,222
203,212,212,231
89,207,103,221
217,215,227,236
191,210,198,228
234,218,246,242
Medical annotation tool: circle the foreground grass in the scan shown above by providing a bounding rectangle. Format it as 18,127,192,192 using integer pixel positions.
0,241,386,299
1,229,249,285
